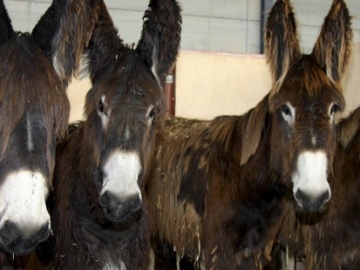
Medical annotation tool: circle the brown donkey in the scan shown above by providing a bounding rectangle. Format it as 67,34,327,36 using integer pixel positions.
0,0,98,266
146,0,352,269
36,0,182,269
280,106,360,270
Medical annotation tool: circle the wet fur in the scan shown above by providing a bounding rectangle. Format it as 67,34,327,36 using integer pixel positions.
38,0,182,269
0,0,96,263
146,0,352,269
281,107,360,270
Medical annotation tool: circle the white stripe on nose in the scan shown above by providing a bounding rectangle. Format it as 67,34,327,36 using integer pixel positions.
292,151,331,201
101,151,142,201
0,170,50,234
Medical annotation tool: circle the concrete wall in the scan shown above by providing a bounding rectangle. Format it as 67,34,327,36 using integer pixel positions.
4,0,360,54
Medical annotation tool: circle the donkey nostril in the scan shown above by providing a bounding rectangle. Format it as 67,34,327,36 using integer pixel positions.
295,189,307,205
129,195,142,212
99,191,110,208
317,189,331,205
36,222,51,241
138,168,144,180
2,220,21,240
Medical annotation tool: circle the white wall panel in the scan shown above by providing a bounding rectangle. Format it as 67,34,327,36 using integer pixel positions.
3,0,360,54
293,0,360,52
209,18,246,53
180,15,210,51
5,1,49,32
107,9,143,45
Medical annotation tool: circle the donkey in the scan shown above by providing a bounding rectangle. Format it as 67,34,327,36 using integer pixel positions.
279,106,360,270
146,0,352,269
36,0,182,269
0,0,98,260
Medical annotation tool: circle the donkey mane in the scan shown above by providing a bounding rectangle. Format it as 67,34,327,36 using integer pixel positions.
286,56,343,96
337,107,360,148
161,94,269,169
239,95,269,164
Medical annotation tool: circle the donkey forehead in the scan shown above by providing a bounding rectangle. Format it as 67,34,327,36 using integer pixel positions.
0,38,67,109
272,57,345,107
92,74,163,109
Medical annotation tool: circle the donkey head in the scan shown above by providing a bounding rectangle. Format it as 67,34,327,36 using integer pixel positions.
81,0,181,223
265,0,352,211
0,0,98,254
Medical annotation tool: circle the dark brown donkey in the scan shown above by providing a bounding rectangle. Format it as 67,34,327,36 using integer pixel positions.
280,106,360,270
146,0,352,269
0,0,98,266
36,0,182,269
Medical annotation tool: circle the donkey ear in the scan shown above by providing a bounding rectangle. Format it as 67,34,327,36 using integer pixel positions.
312,0,352,83
136,0,182,87
32,0,100,86
264,0,301,88
0,0,14,47
82,0,121,83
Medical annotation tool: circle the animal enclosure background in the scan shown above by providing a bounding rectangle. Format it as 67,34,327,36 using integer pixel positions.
67,43,360,122
4,0,360,121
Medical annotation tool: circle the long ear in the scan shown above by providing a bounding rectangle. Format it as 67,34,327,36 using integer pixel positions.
264,0,301,89
82,0,123,83
312,0,352,83
32,0,101,86
136,0,182,87
0,0,14,47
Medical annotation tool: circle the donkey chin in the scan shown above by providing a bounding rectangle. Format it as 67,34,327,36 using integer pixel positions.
99,191,143,224
0,220,51,255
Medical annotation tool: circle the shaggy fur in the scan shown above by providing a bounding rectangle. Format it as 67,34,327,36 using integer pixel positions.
0,0,97,265
37,0,182,269
146,0,352,269
281,107,360,270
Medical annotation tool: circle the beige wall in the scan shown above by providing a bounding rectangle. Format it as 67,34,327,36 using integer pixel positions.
68,77,91,123
342,43,360,116
175,51,271,120
67,42,360,123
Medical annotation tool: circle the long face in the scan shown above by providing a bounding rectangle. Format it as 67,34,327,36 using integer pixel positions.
269,55,345,212
0,37,69,254
85,53,165,223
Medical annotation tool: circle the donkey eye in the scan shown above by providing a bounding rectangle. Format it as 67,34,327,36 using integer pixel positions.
98,100,105,113
281,104,292,117
330,103,339,115
148,108,155,121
